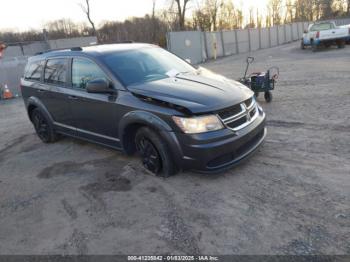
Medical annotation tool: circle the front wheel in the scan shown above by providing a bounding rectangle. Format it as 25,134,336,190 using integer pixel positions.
264,91,273,103
135,127,178,177
337,40,345,49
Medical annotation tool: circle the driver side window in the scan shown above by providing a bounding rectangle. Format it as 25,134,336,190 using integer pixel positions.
72,58,108,89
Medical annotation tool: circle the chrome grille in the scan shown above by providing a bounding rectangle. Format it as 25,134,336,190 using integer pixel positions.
218,97,259,131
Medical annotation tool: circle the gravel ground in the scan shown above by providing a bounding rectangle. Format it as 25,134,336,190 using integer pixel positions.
0,42,349,255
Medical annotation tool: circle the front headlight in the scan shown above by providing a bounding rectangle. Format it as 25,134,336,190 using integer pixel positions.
172,115,224,134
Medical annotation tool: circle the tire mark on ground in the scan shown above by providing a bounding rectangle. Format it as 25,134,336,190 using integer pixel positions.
267,120,350,132
61,199,78,220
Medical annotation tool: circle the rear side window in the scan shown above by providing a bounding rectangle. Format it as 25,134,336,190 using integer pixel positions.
24,60,44,81
44,59,67,85
72,58,108,89
310,23,334,31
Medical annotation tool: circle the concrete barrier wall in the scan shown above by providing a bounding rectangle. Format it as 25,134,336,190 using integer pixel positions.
22,42,50,56
0,36,98,95
297,22,303,38
249,29,260,51
205,32,224,59
285,25,292,43
167,31,204,64
334,18,350,26
260,28,270,48
278,25,285,44
237,29,249,53
0,57,27,96
222,31,237,56
48,36,97,49
167,22,310,63
292,23,299,40
3,46,23,58
270,27,278,46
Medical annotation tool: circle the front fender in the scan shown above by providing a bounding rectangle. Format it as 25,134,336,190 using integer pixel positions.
119,111,173,135
118,111,184,168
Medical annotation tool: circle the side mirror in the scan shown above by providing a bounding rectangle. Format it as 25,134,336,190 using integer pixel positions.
304,30,308,34
86,78,116,94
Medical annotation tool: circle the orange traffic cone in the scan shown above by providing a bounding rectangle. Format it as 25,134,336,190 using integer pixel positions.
2,84,14,99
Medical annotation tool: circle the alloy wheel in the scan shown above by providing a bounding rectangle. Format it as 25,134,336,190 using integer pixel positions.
33,112,49,141
136,137,162,174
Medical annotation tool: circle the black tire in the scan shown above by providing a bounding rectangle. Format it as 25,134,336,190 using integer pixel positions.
264,91,273,103
337,40,345,49
135,127,178,177
31,108,59,143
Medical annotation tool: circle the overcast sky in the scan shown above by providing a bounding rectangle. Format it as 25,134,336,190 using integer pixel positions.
1,0,268,31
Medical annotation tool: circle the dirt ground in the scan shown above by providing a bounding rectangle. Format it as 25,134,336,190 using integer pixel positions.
0,42,349,255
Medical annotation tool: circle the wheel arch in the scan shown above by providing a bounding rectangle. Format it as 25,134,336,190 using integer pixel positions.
118,111,183,168
26,97,54,124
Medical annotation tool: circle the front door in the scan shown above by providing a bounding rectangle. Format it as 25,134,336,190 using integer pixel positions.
68,57,120,149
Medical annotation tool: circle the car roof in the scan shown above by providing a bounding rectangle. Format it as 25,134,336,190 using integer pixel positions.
30,43,156,61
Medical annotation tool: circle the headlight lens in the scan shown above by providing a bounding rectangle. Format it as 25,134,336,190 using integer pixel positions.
172,115,224,134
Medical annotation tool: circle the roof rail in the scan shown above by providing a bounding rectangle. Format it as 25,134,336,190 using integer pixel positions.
34,46,84,56
70,47,83,51
33,42,136,56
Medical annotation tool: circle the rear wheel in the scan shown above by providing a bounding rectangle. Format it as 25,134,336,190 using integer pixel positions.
337,40,345,49
135,127,178,177
31,108,58,143
264,91,273,103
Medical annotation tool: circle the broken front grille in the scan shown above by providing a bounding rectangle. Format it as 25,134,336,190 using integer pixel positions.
218,97,259,131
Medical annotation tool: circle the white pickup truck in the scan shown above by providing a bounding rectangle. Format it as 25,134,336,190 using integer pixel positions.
340,24,350,43
301,21,349,51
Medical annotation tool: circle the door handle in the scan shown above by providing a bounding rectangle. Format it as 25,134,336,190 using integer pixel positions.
37,89,46,93
68,95,78,100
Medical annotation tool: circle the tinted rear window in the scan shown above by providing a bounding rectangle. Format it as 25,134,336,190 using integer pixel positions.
44,59,67,85
24,60,44,81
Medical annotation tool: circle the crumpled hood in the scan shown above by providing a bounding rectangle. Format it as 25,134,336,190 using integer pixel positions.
128,68,253,114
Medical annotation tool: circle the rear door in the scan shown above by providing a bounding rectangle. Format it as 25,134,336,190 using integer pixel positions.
67,57,120,148
42,58,75,136
22,59,45,101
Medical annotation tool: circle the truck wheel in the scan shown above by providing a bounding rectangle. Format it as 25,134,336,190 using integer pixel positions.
31,108,59,143
264,91,273,103
135,127,178,177
337,40,345,49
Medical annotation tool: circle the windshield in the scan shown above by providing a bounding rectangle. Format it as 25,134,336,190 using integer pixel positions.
102,47,196,86
310,23,333,31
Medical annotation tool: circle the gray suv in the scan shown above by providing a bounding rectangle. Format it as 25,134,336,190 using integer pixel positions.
21,44,266,177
